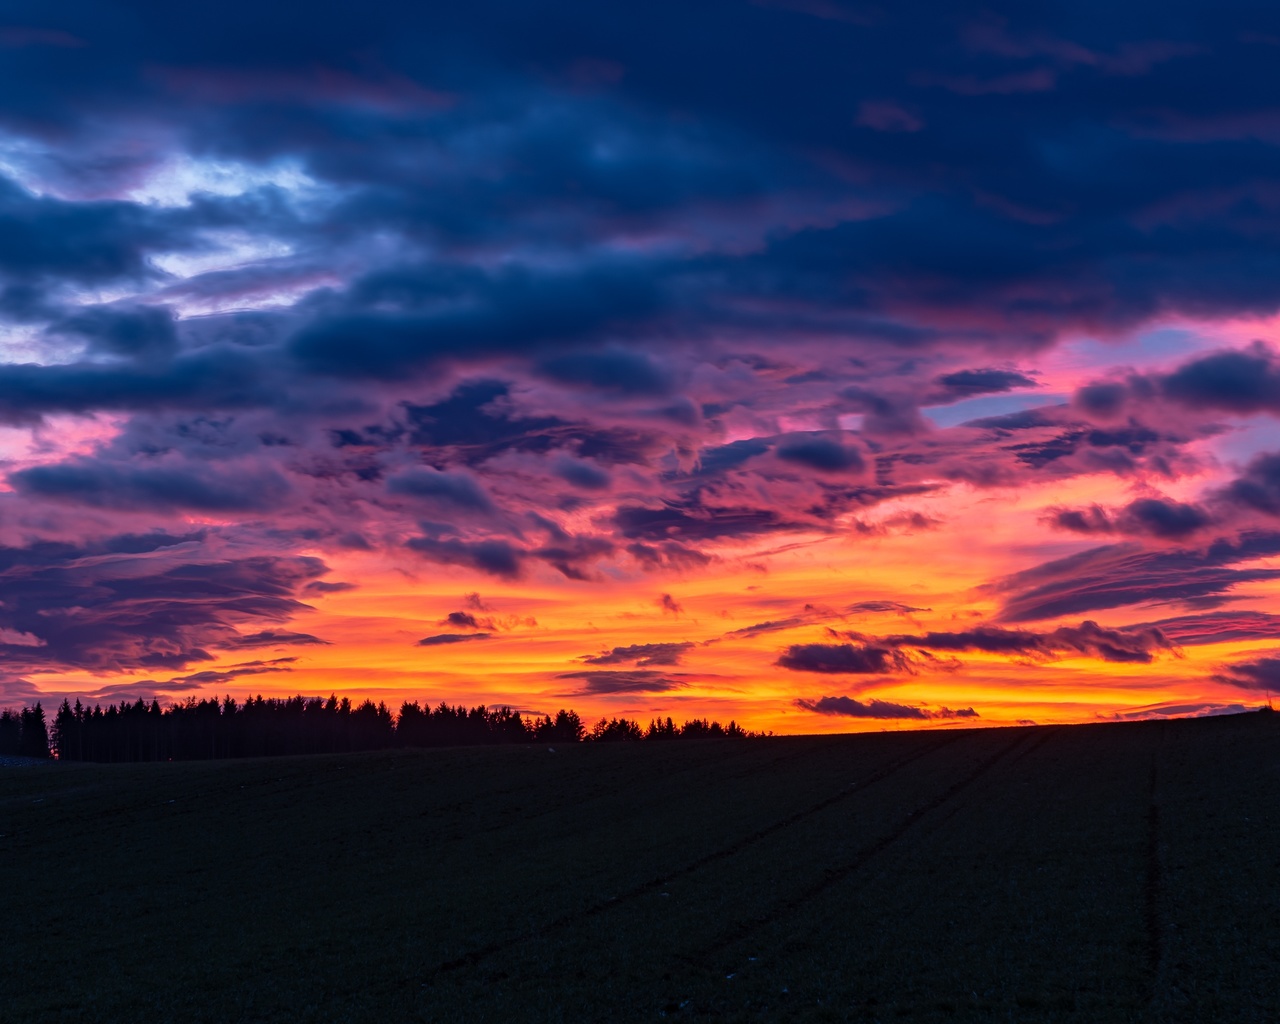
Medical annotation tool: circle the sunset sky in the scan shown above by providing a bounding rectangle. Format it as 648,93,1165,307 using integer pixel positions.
3,1,1280,732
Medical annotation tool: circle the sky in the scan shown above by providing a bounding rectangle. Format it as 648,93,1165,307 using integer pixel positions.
2,1,1280,733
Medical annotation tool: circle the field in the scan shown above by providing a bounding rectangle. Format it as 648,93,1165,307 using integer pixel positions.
3,713,1277,1023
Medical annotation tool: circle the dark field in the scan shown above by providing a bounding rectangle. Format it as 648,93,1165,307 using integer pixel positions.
3,713,1278,1023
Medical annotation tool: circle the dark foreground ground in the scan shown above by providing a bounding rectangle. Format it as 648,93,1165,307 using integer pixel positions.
2,713,1277,1023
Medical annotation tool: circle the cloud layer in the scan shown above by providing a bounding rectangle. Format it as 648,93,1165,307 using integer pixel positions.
1,2,1279,727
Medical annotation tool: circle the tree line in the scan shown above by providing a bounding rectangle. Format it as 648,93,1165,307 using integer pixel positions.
0,695,759,762
0,705,51,759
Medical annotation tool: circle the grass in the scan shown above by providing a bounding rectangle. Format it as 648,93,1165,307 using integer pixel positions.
2,712,1277,1022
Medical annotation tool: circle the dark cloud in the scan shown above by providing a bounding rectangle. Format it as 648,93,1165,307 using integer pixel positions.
657,593,683,615
1133,610,1280,646
1045,621,1176,664
776,434,865,473
1212,655,1280,692
615,503,795,542
536,348,674,396
625,540,713,571
992,533,1280,622
147,660,296,690
930,368,1038,402
963,407,1062,432
406,536,524,578
401,380,563,454
289,263,662,379
552,456,611,491
1161,343,1280,415
695,438,772,476
1000,424,1173,473
777,642,914,675
1109,702,1259,721
727,616,813,638
1074,344,1280,425
417,632,493,646
52,302,179,359
931,706,980,719
0,347,276,425
223,630,331,649
10,459,290,512
1221,452,1280,516
722,601,847,638
3,2,1280,355
303,580,357,594
795,695,927,719
0,177,191,284
1048,504,1114,535
1047,497,1212,540
443,611,483,629
95,661,293,698
86,680,202,698
398,381,664,469
1116,498,1213,539
883,620,1174,664
793,695,977,720
387,468,494,511
582,641,694,667
352,383,674,523
0,535,326,672
557,669,687,694
530,528,616,581
848,600,928,615
1075,382,1130,420
839,388,929,438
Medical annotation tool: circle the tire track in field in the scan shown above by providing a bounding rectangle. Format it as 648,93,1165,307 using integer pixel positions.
430,732,963,977
690,726,1060,967
1143,724,1166,1011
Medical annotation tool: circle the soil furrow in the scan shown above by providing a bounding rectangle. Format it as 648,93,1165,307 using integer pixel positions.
689,727,1058,966
431,731,963,976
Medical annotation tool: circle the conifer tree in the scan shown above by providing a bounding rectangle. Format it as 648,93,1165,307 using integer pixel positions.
18,702,50,759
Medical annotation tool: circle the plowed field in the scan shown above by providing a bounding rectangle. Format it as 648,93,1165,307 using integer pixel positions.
3,713,1276,1022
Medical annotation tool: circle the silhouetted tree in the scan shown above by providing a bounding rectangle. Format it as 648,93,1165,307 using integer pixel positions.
38,690,762,762
534,709,585,744
589,717,644,741
680,718,725,739
397,700,429,747
53,699,79,760
0,709,21,755
646,717,678,740
18,702,50,758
